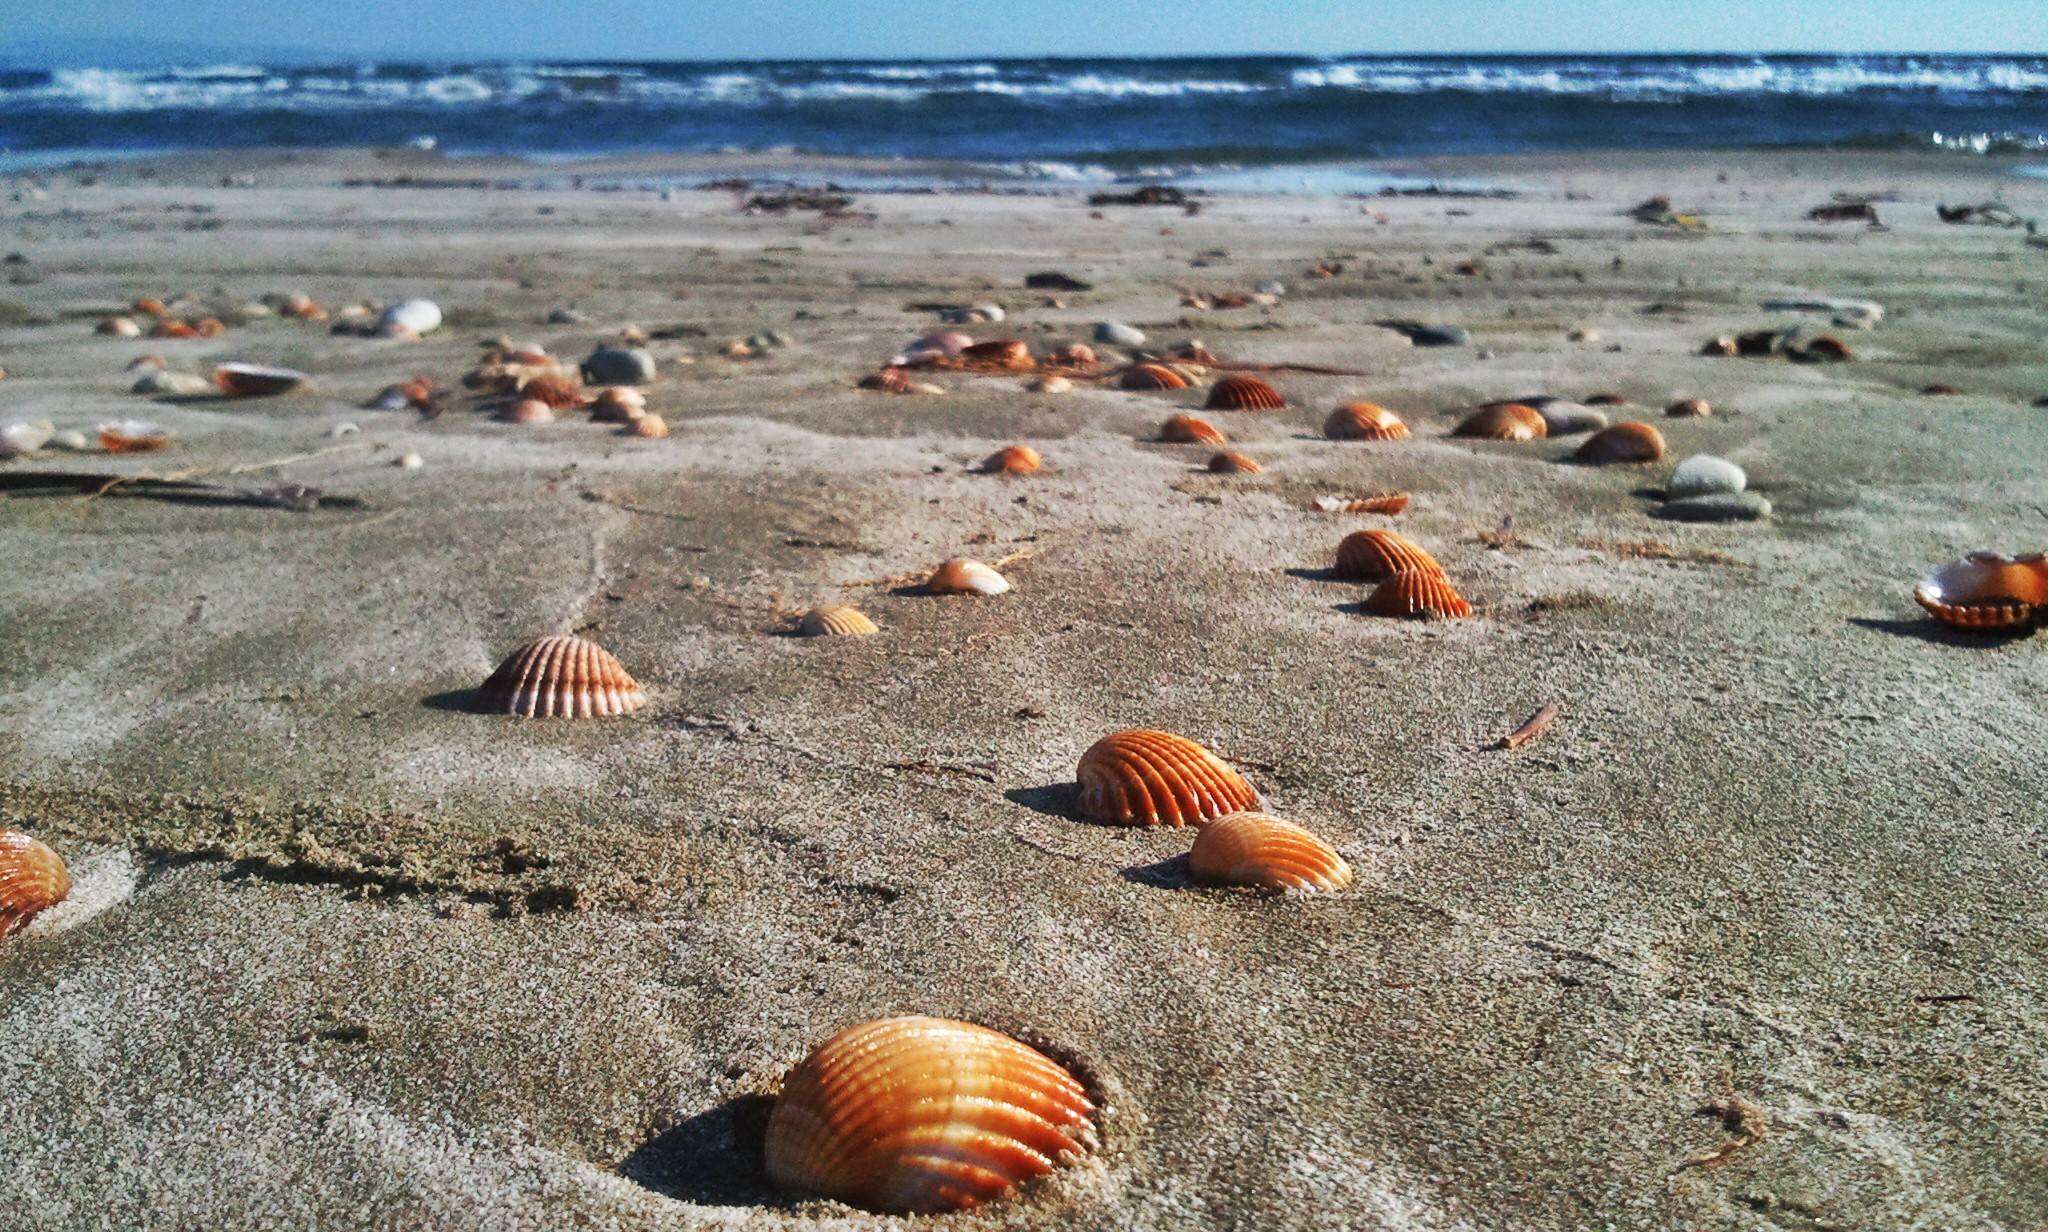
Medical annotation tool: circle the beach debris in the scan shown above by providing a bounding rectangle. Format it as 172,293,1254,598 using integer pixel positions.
1665,397,1712,418
859,368,913,394
1913,552,2048,633
797,606,879,638
1077,728,1259,826
628,413,669,439
1160,413,1226,445
133,297,168,317
0,830,71,939
97,420,170,453
1377,320,1469,348
1626,196,1707,230
1657,492,1773,523
1920,383,1962,396
1759,296,1884,329
980,444,1041,475
1805,201,1882,225
1336,529,1443,582
1095,321,1146,347
1027,271,1092,292
479,634,648,718
1668,455,1747,499
1454,402,1547,441
1323,402,1410,441
1937,202,2023,228
1208,449,1262,473
764,1016,1095,1215
1044,343,1097,370
1308,261,1343,278
376,298,443,337
743,190,853,213
0,420,53,460
1361,568,1473,620
1205,374,1286,411
1029,375,1072,394
1700,336,1738,357
1575,422,1666,464
1088,184,1190,208
926,557,1010,596
1526,399,1607,435
329,422,360,438
131,368,213,396
546,307,589,326
395,451,423,470
498,398,555,424
521,374,589,409
213,362,310,398
1122,363,1191,391
581,345,657,386
1792,336,1852,363
151,319,200,340
95,315,141,337
1190,811,1352,893
1312,492,1410,515
1496,703,1562,750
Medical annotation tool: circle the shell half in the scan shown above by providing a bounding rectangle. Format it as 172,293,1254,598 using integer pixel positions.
1208,450,1262,473
1334,529,1443,582
982,445,1042,476
1361,569,1473,620
799,606,880,637
928,558,1011,596
1076,728,1260,827
478,635,647,718
1121,364,1191,392
0,831,71,939
1190,812,1353,893
1913,552,2048,632
1205,375,1287,411
1324,402,1410,441
1159,413,1226,445
1575,422,1666,464
1454,403,1547,442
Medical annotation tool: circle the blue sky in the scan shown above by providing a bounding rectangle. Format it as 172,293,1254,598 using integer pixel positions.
5,0,2047,60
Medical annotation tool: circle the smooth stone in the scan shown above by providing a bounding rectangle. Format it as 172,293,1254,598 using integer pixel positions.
377,298,443,336
546,307,588,325
1656,492,1771,523
1533,401,1607,434
1255,279,1286,296
580,345,657,385
1095,320,1146,347
1668,454,1748,499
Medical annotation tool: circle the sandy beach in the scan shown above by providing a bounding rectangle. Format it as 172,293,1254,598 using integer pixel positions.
2,145,2046,1230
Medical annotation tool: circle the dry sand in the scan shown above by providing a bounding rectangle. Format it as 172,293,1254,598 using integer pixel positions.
2,147,2046,1230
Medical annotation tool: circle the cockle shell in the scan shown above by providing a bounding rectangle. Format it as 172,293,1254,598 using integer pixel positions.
0,831,71,939
1913,552,2048,632
764,1016,1096,1214
1575,421,1666,464
1313,492,1411,515
1076,729,1259,827
1046,343,1096,368
499,398,554,424
1205,375,1286,411
1324,402,1410,441
133,297,168,317
1189,812,1353,893
798,606,880,637
97,420,169,452
1208,450,1262,473
630,413,669,439
1665,398,1712,418
213,362,309,397
1361,569,1473,620
478,635,647,718
1159,413,1225,445
97,315,142,337
962,340,1033,369
1334,529,1443,582
1799,336,1852,362
859,367,912,393
151,320,199,339
1121,363,1191,391
591,387,647,422
928,557,1010,596
1454,403,1547,441
521,374,588,409
982,445,1042,475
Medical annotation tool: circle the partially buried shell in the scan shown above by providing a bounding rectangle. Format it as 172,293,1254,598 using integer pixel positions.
1324,402,1410,441
213,362,309,397
1205,374,1286,411
97,420,169,453
1121,363,1190,391
1189,812,1352,893
1361,569,1473,620
0,830,71,939
1076,728,1259,827
1334,529,1442,582
478,635,647,718
1575,421,1666,464
629,413,669,439
520,374,588,409
1208,450,1262,473
927,557,1010,596
1159,413,1225,445
1317,492,1411,515
982,444,1041,475
1665,398,1712,418
591,386,646,421
961,339,1033,370
1454,403,1547,441
499,398,554,424
1913,552,2048,633
859,367,911,393
798,606,879,637
96,316,141,338
764,1016,1096,1214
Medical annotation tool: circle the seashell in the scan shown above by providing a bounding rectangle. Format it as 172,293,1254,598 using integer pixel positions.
629,413,669,439
1700,335,1738,357
50,429,90,452
133,297,168,317
132,370,212,397
1361,568,1473,620
1208,450,1262,473
1205,374,1286,411
1313,492,1411,515
909,381,946,396
1323,402,1410,441
1029,375,1072,394
151,320,199,340
798,606,879,637
1189,811,1353,893
520,374,588,409
1170,342,1221,365
97,420,169,453
1453,403,1547,441
764,1016,1096,1214
1665,398,1712,418
1575,421,1666,464
1531,400,1607,435
961,339,1033,370
1121,363,1191,392
96,316,142,338
981,444,1042,475
0,831,71,939
367,385,412,411
377,298,443,337
1334,529,1443,582
859,367,912,394
1798,336,1852,362
1046,343,1096,368
898,331,974,365
1583,392,1628,407
213,362,309,397
1159,413,1225,445
591,387,647,422
479,634,647,718
329,422,360,438
1076,728,1260,827
1913,552,2048,633
124,354,167,373
927,557,1011,596
192,317,226,338
505,346,552,366
1,420,54,459
499,398,555,424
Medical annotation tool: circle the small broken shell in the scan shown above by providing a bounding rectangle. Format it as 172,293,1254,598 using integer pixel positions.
499,398,555,424
479,634,647,718
1159,413,1226,445
764,1016,1096,1214
981,444,1042,475
1453,403,1547,441
859,367,912,393
0,830,71,939
1121,363,1191,392
1190,811,1353,893
213,362,309,397
1205,374,1286,411
1575,421,1666,464
1665,398,1712,418
927,557,1010,596
1361,569,1473,620
1334,529,1443,582
1208,450,1262,474
961,339,1033,370
1077,728,1261,827
97,420,169,453
1913,552,2048,632
798,606,879,637
1313,492,1410,515
629,413,669,439
1324,402,1411,441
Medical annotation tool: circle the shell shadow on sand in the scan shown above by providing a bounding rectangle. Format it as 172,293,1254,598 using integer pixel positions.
419,688,482,713
1847,616,2040,646
1003,782,1080,820
1119,852,1194,890
616,1094,788,1207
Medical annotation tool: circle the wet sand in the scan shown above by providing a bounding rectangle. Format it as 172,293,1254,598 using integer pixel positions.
2,147,2046,1230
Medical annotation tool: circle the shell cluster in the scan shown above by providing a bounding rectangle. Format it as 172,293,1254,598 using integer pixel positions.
1205,375,1287,411
478,635,647,718
0,831,71,939
1913,552,2048,632
1190,812,1353,893
1076,728,1260,827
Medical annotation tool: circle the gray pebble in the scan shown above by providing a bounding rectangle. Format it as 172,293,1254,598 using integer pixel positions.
1655,492,1772,522
1668,454,1748,499
1095,320,1146,347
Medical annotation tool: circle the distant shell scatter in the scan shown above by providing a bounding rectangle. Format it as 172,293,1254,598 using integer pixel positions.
1190,811,1353,893
1076,728,1260,827
0,830,71,938
927,557,1011,596
478,635,647,718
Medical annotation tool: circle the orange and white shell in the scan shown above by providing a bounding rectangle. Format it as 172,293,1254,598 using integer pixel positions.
1324,402,1410,441
859,367,912,393
799,606,879,637
982,444,1042,475
962,339,1033,369
1361,569,1473,620
1121,363,1191,391
1575,421,1666,464
1453,403,1547,441
97,316,142,337
630,413,669,439
1205,374,1287,411
764,1016,1096,1214
1665,398,1712,418
1208,450,1262,473
0,830,71,939
928,557,1010,596
1913,552,2048,632
479,635,647,718
97,420,169,453
1189,812,1353,893
499,398,555,424
1314,492,1410,515
1159,413,1225,445
1334,529,1443,582
591,386,647,421
213,363,309,397
1046,343,1097,368
520,374,588,409
1076,728,1260,827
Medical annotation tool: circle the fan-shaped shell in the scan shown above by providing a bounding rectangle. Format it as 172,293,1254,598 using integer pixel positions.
1320,492,1411,515
1190,812,1353,893
630,413,669,439
764,1016,1096,1214
1159,413,1225,445
521,374,588,409
1208,450,1262,473
133,297,168,317
1076,728,1260,827
499,398,554,424
982,445,1041,475
1575,421,1666,464
213,363,308,397
0,831,71,939
1454,403,1547,441
1361,569,1473,620
1205,375,1287,411
1913,552,2048,632
927,557,1010,596
1665,398,1712,418
1334,529,1443,582
1121,363,1190,391
1324,402,1410,441
798,606,879,637
859,367,911,393
478,635,646,718
962,340,1032,370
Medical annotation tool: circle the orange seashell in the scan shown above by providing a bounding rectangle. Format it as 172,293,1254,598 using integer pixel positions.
192,317,226,338
0,830,71,939
1665,398,1712,418
98,421,169,453
213,362,309,397
1208,449,1262,473
520,374,588,409
1205,374,1286,411
927,557,1011,596
1077,728,1260,827
151,320,199,340
478,634,647,718
764,1016,1096,1214
499,398,555,424
1324,402,1410,441
1190,811,1353,893
858,367,911,393
1454,403,1547,441
591,386,647,422
1334,529,1443,582
630,413,669,439
962,339,1033,370
1361,569,1473,620
1913,552,2048,632
982,444,1042,475
1159,413,1225,445
133,297,168,317
1046,343,1097,368
1316,492,1411,515
96,316,142,337
1121,363,1191,391
1575,421,1666,464
798,606,879,637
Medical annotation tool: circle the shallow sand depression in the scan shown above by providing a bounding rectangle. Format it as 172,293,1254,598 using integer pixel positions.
1,148,2046,1230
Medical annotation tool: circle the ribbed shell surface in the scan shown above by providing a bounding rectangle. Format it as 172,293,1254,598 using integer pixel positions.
480,635,646,718
928,558,1010,595
1076,728,1260,827
1205,375,1287,411
1207,450,1262,473
1122,364,1191,391
0,831,70,938
799,606,880,637
1334,530,1443,582
1324,403,1410,441
1159,413,1226,445
1453,403,1547,441
1190,812,1353,893
962,340,1033,369
1575,421,1666,463
1362,569,1473,620
1914,554,2048,631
